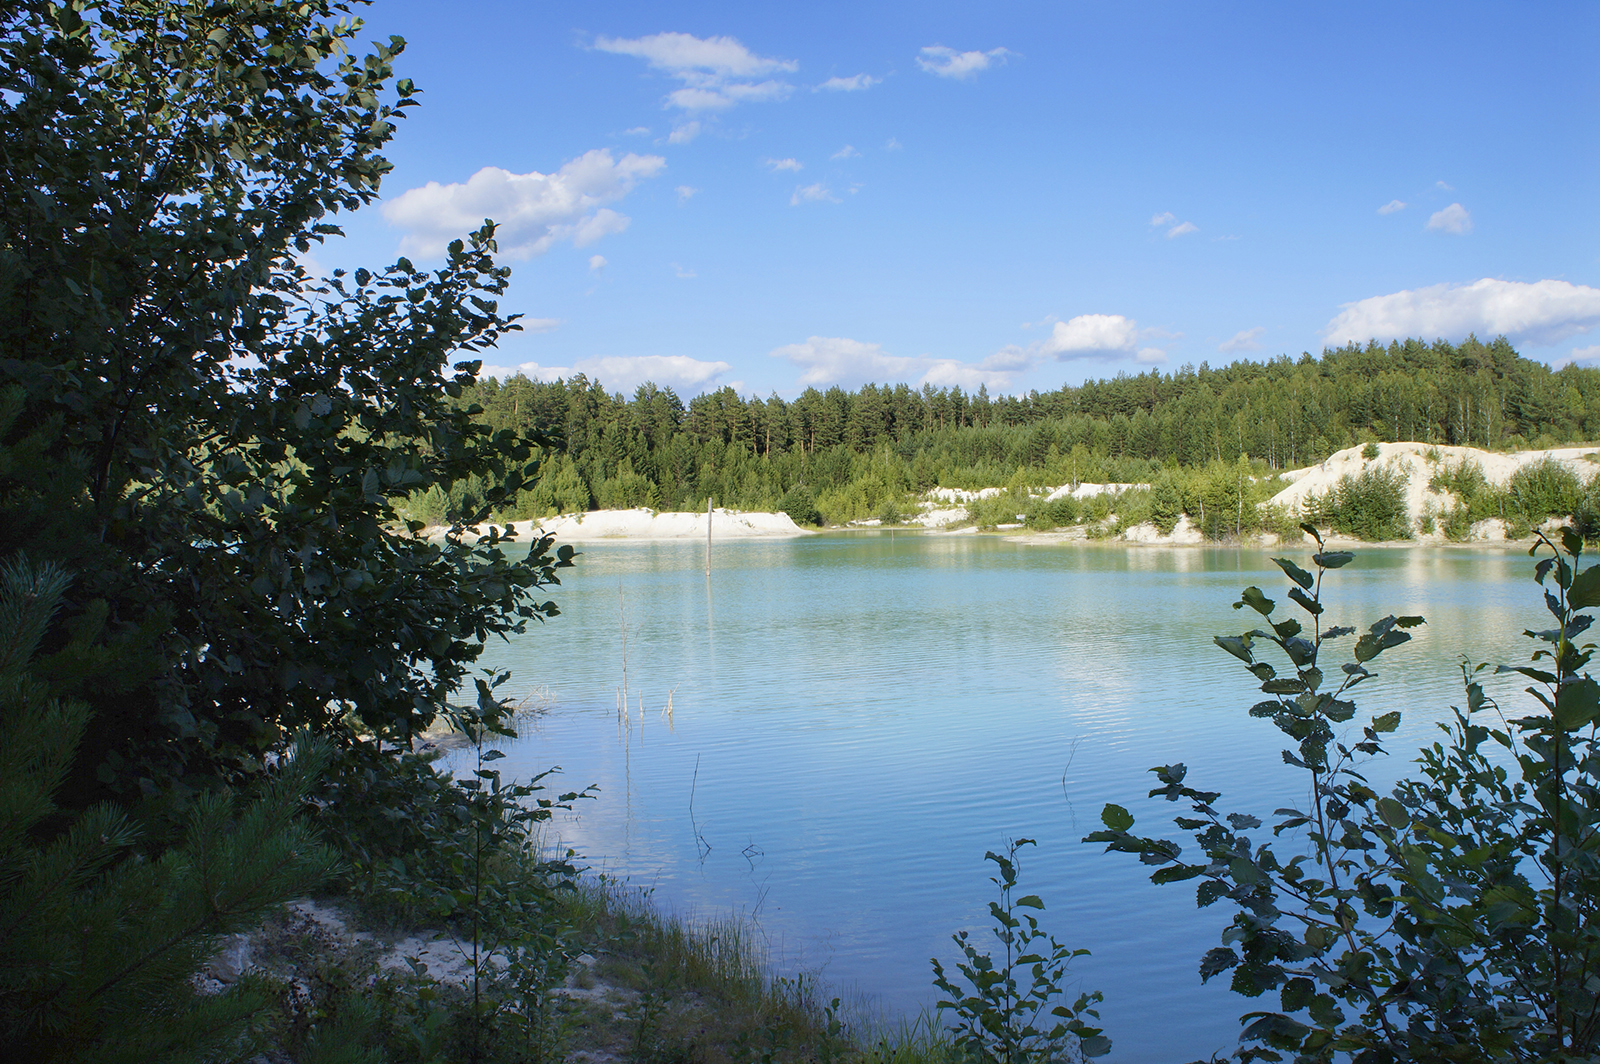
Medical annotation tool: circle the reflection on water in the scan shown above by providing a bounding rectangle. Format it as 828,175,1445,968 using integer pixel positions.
472,535,1534,1063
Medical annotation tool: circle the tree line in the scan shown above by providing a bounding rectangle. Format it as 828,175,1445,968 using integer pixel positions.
405,337,1600,526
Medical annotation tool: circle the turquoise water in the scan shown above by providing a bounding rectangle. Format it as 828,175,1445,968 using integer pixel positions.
471,533,1537,1063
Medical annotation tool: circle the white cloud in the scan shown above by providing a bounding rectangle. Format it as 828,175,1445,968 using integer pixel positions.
1136,348,1168,364
667,121,701,144
623,126,651,136
1377,199,1407,215
1219,327,1264,353
770,336,1018,390
916,45,1012,79
884,136,903,151
596,32,796,77
675,185,698,202
1166,221,1199,238
790,182,838,206
1427,203,1473,235
765,157,803,172
523,317,562,333
1436,180,1454,191
588,255,607,272
597,32,797,113
1323,278,1600,348
1149,212,1176,227
480,355,732,394
383,150,665,260
672,262,696,279
1561,345,1600,367
1043,314,1140,356
818,73,880,91
831,145,860,160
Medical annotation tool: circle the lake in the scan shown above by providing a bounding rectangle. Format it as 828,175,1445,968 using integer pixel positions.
469,532,1540,1063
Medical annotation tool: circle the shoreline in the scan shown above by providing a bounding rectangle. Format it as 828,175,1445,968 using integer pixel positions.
428,511,1551,552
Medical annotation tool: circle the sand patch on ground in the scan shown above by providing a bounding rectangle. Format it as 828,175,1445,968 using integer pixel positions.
435,508,810,542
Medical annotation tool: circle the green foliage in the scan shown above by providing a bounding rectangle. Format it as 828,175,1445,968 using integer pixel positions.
1305,464,1412,540
1150,475,1186,534
931,840,1110,1064
779,484,823,527
0,556,340,1064
1360,442,1380,460
1089,525,1600,1061
441,337,1600,527
0,0,583,801
1506,457,1583,523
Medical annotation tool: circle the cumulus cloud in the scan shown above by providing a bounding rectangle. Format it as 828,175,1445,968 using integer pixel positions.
1562,345,1600,367
1436,180,1454,191
771,336,1019,390
818,73,879,91
672,262,696,279
916,45,1012,79
1043,314,1141,357
596,32,797,113
1377,199,1407,215
1323,278,1600,348
986,313,1165,369
623,126,651,136
1166,220,1199,238
1149,212,1176,227
383,150,665,260
675,185,698,203
790,182,838,205
765,157,803,172
1219,327,1265,353
831,145,860,159
884,136,903,151
480,355,732,394
588,255,607,272
1427,203,1473,235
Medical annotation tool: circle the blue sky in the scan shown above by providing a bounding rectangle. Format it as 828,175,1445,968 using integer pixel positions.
319,1,1600,399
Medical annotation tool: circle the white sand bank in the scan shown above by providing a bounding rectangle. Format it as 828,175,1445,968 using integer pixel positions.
1269,442,1600,540
497,507,811,542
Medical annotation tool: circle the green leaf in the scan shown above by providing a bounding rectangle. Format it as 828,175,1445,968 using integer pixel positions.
1272,558,1314,589
1286,586,1322,617
1199,947,1239,981
1570,563,1600,609
1555,676,1600,731
1313,551,1354,569
1215,635,1254,664
1238,586,1275,616
1372,711,1401,733
1014,894,1045,909
1376,797,1408,829
1100,804,1134,832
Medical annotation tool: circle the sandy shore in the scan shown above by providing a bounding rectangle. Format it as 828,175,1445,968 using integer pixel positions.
435,507,811,543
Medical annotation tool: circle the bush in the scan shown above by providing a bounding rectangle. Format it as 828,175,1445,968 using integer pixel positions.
1024,495,1081,531
1506,457,1582,524
1149,476,1185,534
780,484,823,526
1090,526,1600,1060
1306,464,1412,540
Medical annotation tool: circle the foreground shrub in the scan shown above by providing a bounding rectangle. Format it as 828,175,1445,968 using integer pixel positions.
1090,526,1600,1060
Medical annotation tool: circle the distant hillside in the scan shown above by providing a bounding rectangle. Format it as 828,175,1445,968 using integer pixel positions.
406,337,1600,528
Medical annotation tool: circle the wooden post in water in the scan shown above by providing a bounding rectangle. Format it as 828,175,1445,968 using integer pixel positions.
705,496,713,574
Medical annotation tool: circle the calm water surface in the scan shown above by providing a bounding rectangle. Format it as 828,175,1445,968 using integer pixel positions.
470,533,1537,1063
